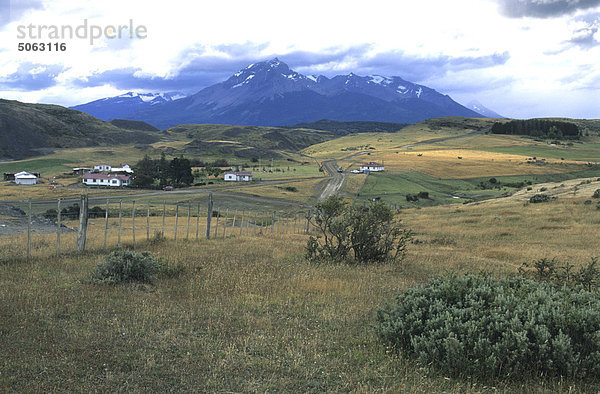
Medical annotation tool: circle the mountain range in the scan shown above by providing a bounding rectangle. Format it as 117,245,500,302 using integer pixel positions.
71,58,490,129
71,92,185,122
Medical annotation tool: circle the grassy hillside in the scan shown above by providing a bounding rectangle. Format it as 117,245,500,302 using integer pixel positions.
283,119,409,135
165,124,335,159
0,100,162,160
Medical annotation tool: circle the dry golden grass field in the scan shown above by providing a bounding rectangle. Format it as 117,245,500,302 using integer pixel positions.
1,178,600,392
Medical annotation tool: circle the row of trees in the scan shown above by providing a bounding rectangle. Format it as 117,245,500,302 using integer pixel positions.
491,119,580,139
132,154,196,188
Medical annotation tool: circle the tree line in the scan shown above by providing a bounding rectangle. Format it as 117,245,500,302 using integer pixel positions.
491,119,579,139
132,154,225,189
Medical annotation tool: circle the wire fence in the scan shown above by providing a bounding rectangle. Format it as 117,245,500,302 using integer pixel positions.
0,193,313,261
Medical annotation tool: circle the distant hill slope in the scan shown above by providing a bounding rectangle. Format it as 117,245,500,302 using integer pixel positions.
0,99,161,160
283,119,408,135
73,58,482,129
166,124,336,159
108,119,159,132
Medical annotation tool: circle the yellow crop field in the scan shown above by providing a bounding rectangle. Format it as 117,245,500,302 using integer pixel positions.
368,148,587,179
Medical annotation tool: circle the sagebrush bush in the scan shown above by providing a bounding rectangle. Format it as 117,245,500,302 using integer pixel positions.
91,249,161,284
376,274,600,380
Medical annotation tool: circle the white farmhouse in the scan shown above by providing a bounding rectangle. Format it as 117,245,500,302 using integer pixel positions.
224,171,253,182
94,164,112,172
14,171,38,185
111,164,134,174
359,162,385,173
83,173,130,187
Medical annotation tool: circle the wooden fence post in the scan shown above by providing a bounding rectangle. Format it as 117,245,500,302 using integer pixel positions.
56,198,61,256
271,211,275,234
253,211,258,235
239,211,244,235
76,194,88,252
132,200,136,249
213,205,219,239
174,204,179,241
161,200,166,236
146,203,150,241
27,199,32,260
196,203,200,240
222,208,229,238
206,193,213,239
118,200,122,247
231,210,237,233
306,211,311,234
104,199,109,249
186,202,191,240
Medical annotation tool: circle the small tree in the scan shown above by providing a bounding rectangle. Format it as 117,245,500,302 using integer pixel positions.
306,196,411,265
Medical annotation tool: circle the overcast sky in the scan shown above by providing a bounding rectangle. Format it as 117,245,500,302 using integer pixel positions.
0,0,598,119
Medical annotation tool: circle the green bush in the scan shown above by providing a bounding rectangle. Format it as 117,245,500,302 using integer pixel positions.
376,274,600,380
529,193,550,203
592,189,600,199
91,249,161,284
306,196,411,264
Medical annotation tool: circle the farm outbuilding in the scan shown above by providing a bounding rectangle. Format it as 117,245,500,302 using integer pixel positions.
83,173,130,187
359,162,385,173
93,164,112,172
14,171,38,185
224,171,253,182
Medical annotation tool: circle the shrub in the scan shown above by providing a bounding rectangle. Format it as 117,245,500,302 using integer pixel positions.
540,187,548,191
306,196,411,265
406,194,419,202
592,189,600,199
90,249,161,284
529,193,550,203
376,274,600,380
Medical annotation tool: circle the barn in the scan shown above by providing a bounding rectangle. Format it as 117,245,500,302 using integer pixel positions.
14,171,38,185
224,171,253,182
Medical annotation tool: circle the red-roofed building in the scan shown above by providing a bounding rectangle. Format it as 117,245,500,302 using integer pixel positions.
224,171,253,182
83,173,130,187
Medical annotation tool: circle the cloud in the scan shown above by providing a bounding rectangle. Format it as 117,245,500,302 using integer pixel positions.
566,12,600,47
71,43,376,93
344,51,510,82
0,62,67,90
0,0,45,29
495,0,600,18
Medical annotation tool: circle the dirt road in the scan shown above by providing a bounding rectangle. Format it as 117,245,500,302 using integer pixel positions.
318,160,345,201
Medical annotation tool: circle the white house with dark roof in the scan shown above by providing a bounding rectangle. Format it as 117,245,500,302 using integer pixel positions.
359,162,385,173
83,173,130,187
224,171,253,182
14,171,38,185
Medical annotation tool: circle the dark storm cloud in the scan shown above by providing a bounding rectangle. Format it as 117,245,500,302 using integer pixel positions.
71,43,374,93
0,62,66,90
0,0,45,29
495,0,600,18
70,45,509,95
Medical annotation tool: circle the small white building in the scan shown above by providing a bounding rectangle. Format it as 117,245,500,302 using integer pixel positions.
111,164,133,174
359,162,385,173
83,173,130,187
224,171,253,182
94,164,112,172
14,171,37,185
